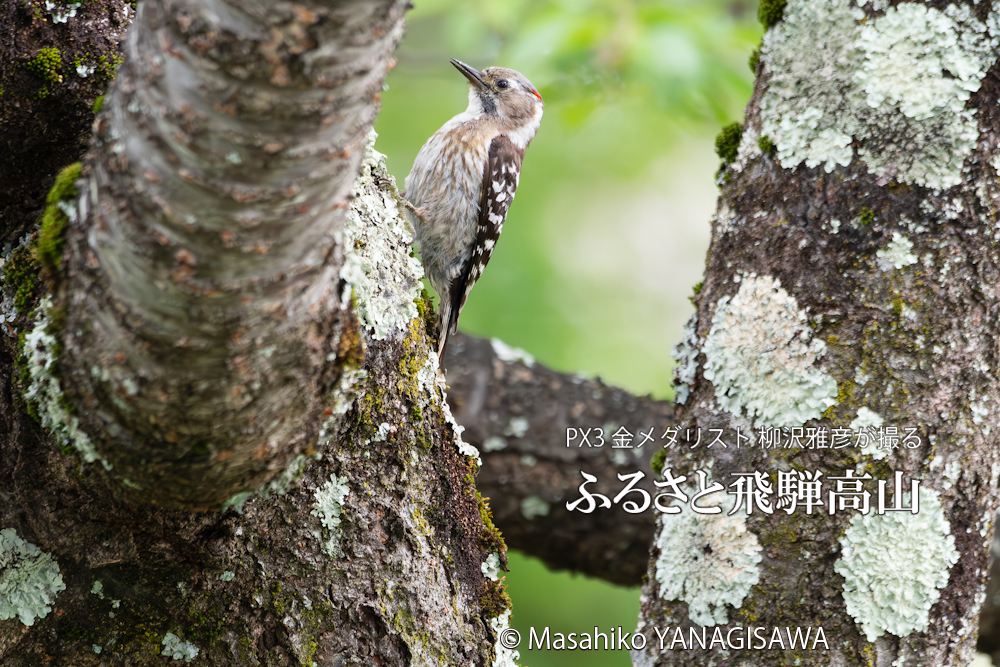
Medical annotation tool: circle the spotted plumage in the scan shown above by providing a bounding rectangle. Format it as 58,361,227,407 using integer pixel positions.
404,60,543,359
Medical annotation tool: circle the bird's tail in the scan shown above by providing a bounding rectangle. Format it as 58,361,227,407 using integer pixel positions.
436,299,453,361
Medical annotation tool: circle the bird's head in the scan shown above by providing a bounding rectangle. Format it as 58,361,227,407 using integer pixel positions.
451,59,543,123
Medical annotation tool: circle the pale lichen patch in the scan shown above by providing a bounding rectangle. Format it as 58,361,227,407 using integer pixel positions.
671,313,699,405
22,297,111,470
876,233,918,270
653,491,762,627
835,487,957,641
489,610,520,667
520,496,551,520
702,274,837,428
760,0,999,189
490,338,535,367
441,397,482,466
850,407,888,460
341,131,424,340
311,475,350,558
481,553,502,582
161,632,200,663
0,528,66,626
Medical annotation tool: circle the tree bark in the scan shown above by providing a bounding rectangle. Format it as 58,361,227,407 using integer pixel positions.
632,2,1000,666
1,1,515,664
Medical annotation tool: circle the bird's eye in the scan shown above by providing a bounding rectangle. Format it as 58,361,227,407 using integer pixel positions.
496,80,509,89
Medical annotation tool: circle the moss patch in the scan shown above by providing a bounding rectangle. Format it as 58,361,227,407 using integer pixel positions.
37,162,82,282
715,122,743,163
758,0,787,30
758,135,776,155
650,449,667,477
3,241,42,316
858,206,875,227
27,47,63,98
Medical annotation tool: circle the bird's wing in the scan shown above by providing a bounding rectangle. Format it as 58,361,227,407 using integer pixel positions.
446,134,525,337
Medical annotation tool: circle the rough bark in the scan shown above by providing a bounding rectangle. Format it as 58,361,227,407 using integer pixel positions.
0,1,515,664
54,0,408,508
633,2,1000,666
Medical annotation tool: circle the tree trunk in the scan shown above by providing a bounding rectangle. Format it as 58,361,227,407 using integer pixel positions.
1,1,516,664
633,2,1000,666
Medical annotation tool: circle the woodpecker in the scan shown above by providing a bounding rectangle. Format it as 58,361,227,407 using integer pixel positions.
404,59,543,359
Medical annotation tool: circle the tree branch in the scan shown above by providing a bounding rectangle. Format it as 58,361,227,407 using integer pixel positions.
51,0,408,508
444,331,673,586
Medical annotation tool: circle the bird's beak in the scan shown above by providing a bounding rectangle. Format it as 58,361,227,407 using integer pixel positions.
451,59,487,90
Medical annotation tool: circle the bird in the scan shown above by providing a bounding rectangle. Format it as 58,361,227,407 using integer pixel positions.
403,59,543,360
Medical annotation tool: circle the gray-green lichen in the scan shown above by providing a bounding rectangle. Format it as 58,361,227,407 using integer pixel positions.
481,553,502,582
489,610,520,667
0,528,66,626
161,632,200,663
759,0,999,189
22,297,111,469
876,233,918,270
311,475,350,558
46,1,81,23
702,274,837,428
441,395,482,466
850,407,888,459
520,496,551,520
653,492,762,627
671,313,699,405
834,487,957,641
490,338,535,367
341,131,424,340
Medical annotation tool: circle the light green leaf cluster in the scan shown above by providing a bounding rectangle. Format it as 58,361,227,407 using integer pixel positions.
835,487,958,641
653,491,762,627
702,274,837,428
161,632,200,662
406,0,758,126
311,475,350,558
341,131,424,341
0,528,66,626
760,0,999,189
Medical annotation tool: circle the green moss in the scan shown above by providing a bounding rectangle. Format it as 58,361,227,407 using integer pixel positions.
2,242,42,315
858,206,874,227
650,449,667,477
758,0,787,30
714,122,743,163
28,47,62,83
415,288,437,347
758,135,776,155
475,491,504,555
748,46,761,73
92,95,105,113
479,578,511,619
688,280,704,307
37,162,82,280
97,54,124,81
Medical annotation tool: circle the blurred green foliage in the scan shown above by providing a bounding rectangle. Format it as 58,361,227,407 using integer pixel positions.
375,3,759,665
401,0,760,127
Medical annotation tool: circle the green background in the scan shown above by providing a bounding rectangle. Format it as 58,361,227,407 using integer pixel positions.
374,2,760,664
